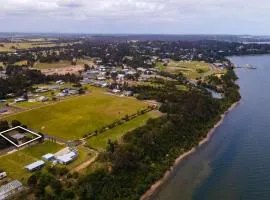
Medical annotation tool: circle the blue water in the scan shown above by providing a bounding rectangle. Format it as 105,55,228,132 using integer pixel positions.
154,55,270,200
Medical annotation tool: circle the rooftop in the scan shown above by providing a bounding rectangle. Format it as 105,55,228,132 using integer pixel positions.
25,160,45,171
0,180,23,198
11,133,25,140
56,151,77,163
42,153,54,160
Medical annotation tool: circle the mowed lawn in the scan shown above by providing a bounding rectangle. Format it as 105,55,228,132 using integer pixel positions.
156,60,213,79
4,93,148,140
0,141,63,182
87,111,162,151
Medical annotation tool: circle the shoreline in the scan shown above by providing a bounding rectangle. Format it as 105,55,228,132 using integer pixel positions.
140,101,240,200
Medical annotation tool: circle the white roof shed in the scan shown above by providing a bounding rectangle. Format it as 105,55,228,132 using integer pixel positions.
42,153,54,161
25,160,45,171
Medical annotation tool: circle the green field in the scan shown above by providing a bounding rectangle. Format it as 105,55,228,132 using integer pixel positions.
4,91,148,140
156,60,214,79
0,141,64,181
87,111,161,151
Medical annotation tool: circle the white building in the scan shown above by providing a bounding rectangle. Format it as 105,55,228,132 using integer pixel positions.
42,153,55,161
56,151,78,165
25,160,45,172
14,98,26,103
0,180,23,200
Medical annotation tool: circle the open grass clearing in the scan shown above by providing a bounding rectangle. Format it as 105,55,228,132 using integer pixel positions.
156,60,215,79
87,110,162,151
3,90,149,140
0,41,73,52
0,141,64,182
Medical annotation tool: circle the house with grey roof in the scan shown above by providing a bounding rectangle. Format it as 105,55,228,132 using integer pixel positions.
0,180,23,200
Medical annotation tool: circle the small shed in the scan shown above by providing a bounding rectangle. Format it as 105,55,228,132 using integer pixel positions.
42,153,55,161
25,160,45,172
11,134,25,141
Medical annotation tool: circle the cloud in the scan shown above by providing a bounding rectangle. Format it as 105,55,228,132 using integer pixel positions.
0,0,270,34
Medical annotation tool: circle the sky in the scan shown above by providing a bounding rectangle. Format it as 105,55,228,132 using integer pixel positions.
0,0,270,35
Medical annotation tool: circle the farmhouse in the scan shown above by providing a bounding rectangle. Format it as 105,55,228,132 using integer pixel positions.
25,160,45,172
0,180,23,200
56,151,78,165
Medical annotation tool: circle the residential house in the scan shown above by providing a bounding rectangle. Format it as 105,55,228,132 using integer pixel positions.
56,151,78,165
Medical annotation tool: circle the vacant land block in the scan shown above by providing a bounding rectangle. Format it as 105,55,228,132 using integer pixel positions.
0,41,72,52
4,92,148,140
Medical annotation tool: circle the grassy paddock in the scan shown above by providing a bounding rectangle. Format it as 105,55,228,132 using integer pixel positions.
0,41,72,52
87,111,162,151
4,91,148,140
0,141,64,182
156,60,214,79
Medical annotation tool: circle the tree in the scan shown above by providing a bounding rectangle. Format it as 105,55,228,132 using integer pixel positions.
78,88,85,95
84,64,90,71
11,120,21,127
123,114,129,121
61,190,75,199
106,139,117,153
0,120,9,132
27,174,38,187
112,144,141,172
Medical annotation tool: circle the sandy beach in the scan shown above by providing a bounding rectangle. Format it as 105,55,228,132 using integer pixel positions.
140,101,240,200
